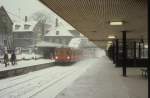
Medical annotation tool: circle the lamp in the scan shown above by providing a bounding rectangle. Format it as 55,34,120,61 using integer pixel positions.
109,21,123,26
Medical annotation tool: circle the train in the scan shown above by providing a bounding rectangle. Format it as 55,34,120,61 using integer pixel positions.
53,37,97,63
54,47,83,63
37,37,97,64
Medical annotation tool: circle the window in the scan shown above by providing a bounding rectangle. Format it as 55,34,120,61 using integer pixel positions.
62,40,67,44
15,25,20,30
55,38,60,43
17,34,24,38
48,39,52,42
56,31,59,35
4,40,7,46
24,24,30,30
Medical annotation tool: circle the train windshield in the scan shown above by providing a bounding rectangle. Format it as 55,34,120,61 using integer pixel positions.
56,48,71,56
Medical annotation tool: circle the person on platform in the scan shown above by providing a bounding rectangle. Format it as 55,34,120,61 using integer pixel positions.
4,52,9,67
10,51,16,65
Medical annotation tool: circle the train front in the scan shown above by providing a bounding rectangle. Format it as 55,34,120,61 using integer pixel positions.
54,48,72,63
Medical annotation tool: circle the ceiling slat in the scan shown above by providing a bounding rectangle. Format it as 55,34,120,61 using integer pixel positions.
40,0,147,48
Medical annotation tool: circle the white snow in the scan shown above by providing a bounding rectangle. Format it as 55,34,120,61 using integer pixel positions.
69,37,97,49
95,48,106,57
0,59,54,71
45,25,73,37
13,21,38,32
0,53,43,62
36,41,66,47
0,48,104,98
32,59,99,98
0,58,101,98
69,37,88,48
17,53,42,60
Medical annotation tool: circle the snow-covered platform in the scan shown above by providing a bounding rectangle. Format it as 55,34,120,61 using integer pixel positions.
56,56,148,98
0,59,54,79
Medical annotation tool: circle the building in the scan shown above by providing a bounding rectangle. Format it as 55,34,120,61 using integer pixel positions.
44,26,74,45
44,18,75,45
0,6,13,50
69,30,81,37
13,18,51,49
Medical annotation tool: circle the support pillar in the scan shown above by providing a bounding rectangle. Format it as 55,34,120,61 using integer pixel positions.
115,39,119,66
142,42,145,58
112,42,115,64
138,42,141,59
147,0,150,97
133,41,136,66
122,31,127,77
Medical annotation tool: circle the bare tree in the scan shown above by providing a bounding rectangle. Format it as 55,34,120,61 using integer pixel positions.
31,11,51,22
30,11,51,40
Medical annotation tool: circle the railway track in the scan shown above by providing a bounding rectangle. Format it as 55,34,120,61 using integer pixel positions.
0,59,95,98
0,64,80,98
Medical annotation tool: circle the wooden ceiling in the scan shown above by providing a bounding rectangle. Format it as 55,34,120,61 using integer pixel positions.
40,0,147,48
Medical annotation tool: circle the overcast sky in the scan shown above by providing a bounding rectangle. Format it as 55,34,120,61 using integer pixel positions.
0,0,74,29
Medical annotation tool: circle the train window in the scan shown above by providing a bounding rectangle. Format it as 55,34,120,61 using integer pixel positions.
55,49,60,55
61,49,65,55
57,48,64,55
66,50,71,55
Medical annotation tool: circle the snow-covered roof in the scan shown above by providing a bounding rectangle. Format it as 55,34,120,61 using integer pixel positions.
0,6,13,24
69,30,81,36
69,37,97,48
0,6,25,23
45,25,73,37
8,13,24,23
36,41,67,48
13,21,38,32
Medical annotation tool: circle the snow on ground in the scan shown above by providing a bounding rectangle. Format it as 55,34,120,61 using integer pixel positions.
55,51,147,98
95,48,106,57
0,53,43,61
16,53,43,60
0,58,99,98
0,59,54,71
0,48,105,98
31,59,99,98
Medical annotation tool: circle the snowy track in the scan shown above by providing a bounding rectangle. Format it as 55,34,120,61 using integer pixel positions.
0,60,54,79
0,58,98,98
0,66,72,98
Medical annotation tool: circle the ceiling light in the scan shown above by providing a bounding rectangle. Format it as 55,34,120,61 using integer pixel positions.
110,21,123,26
108,35,116,39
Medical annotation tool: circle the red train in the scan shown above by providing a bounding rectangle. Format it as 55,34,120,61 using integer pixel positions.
45,37,95,63
54,47,83,63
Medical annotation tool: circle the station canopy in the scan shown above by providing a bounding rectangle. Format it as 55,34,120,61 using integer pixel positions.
40,0,147,48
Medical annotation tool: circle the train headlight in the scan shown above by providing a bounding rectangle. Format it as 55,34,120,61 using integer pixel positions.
55,56,58,59
67,56,70,59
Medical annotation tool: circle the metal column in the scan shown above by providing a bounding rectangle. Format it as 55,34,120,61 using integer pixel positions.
112,42,115,64
138,42,141,59
133,41,136,66
115,39,119,66
122,31,127,77
147,0,150,97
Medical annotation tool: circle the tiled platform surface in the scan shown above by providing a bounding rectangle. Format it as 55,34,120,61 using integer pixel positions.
56,56,148,98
